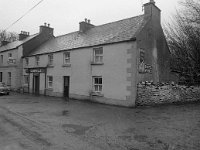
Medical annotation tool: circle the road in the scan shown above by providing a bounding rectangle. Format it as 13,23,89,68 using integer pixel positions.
0,93,200,150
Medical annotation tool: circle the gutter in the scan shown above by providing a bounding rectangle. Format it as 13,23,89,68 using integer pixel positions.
23,38,137,58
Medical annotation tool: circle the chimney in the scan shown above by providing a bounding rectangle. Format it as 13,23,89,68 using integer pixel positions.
143,0,161,23
79,18,95,33
40,22,54,36
1,40,9,46
19,31,29,40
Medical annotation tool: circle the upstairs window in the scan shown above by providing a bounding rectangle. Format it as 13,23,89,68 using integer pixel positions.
93,76,102,92
8,53,12,58
47,76,53,88
25,58,29,66
7,72,11,86
24,75,29,84
35,56,40,66
0,72,2,82
0,55,3,64
93,47,103,63
63,52,70,64
48,54,53,65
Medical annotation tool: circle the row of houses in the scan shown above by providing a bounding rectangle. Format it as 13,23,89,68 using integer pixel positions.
0,0,171,107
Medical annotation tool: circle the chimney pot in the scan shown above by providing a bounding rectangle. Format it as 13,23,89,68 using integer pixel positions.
19,30,29,40
48,24,50,27
79,18,95,32
150,0,155,3
44,23,47,26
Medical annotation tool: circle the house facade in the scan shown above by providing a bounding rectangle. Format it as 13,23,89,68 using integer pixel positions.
0,24,54,90
23,0,170,107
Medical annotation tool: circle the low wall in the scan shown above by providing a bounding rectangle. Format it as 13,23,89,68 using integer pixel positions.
136,83,200,106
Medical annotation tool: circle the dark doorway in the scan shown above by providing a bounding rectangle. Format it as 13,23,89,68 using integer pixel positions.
63,76,70,98
33,74,40,95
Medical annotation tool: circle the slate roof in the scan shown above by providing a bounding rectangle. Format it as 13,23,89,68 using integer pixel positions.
0,34,38,52
30,15,147,56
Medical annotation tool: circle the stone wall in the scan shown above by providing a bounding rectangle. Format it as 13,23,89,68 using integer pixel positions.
136,82,200,106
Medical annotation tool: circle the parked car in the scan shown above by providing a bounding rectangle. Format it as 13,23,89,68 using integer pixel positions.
0,82,10,95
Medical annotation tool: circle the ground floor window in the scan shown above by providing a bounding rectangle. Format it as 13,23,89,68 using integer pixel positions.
24,75,29,85
7,72,11,86
0,72,2,82
47,76,53,88
93,76,102,92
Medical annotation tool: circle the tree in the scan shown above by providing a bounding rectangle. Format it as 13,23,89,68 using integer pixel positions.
165,0,200,84
0,30,18,45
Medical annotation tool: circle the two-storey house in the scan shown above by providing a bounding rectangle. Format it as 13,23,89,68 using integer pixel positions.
23,0,170,107
0,23,54,90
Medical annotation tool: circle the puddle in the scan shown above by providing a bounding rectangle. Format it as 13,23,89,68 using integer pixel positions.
27,112,41,115
7,100,39,104
118,135,132,141
62,124,91,135
134,135,148,142
62,110,69,116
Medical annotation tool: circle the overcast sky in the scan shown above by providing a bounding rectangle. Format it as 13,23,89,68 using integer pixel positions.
0,0,180,36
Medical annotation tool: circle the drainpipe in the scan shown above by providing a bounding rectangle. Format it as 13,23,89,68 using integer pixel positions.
28,72,30,93
44,70,47,96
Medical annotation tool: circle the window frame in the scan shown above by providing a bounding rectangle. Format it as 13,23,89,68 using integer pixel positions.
93,47,103,63
63,52,70,64
8,53,12,58
0,72,2,82
35,56,40,66
48,54,53,65
7,72,11,86
24,75,29,85
1,55,3,64
25,58,29,66
93,76,102,93
47,76,53,89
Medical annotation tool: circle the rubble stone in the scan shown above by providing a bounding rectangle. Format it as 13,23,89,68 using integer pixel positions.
136,82,200,106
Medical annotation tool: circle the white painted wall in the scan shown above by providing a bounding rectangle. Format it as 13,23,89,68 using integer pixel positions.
24,41,136,102
0,47,23,88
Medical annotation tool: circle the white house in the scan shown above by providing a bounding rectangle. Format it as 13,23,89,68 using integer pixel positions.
23,1,170,107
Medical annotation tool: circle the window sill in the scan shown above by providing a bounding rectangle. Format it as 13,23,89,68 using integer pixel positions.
62,64,71,67
47,64,54,68
45,88,53,91
91,62,104,65
90,91,104,97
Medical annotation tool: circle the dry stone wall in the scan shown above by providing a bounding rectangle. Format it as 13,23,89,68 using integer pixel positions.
136,82,200,106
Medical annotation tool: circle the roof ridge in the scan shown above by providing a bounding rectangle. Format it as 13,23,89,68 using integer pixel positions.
55,14,144,39
94,14,144,28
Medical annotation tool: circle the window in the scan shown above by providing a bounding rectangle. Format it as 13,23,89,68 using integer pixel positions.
63,52,70,64
138,49,145,73
35,56,39,66
93,76,102,92
24,75,29,84
47,76,53,88
0,72,2,82
1,55,3,64
48,54,53,65
93,47,103,63
25,58,29,66
8,53,12,58
139,49,145,63
7,72,11,86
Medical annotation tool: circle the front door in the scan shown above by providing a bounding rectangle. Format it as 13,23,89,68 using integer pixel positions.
63,76,70,98
33,75,40,95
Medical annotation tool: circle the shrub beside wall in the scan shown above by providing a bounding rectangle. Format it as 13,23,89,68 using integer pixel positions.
136,82,200,106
